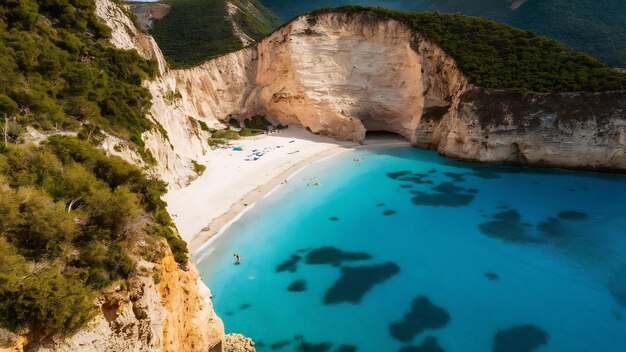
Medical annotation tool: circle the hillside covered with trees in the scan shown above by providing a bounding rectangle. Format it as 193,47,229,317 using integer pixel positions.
0,0,187,341
150,0,280,67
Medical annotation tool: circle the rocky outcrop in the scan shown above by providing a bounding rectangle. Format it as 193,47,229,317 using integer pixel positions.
148,11,625,174
28,243,224,352
223,334,256,352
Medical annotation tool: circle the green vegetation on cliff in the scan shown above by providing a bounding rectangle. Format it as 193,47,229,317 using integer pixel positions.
261,0,626,68
0,0,188,341
0,0,160,152
308,7,626,92
150,0,280,67
310,6,626,92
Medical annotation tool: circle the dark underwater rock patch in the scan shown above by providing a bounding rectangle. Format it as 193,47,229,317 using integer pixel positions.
387,171,412,179
324,262,400,304
389,296,451,342
432,182,464,193
398,176,433,185
336,345,357,352
276,254,302,272
287,279,307,292
442,172,466,182
427,169,437,174
306,246,371,267
492,325,549,352
411,191,474,207
329,216,339,221
377,203,385,207
401,184,413,188
608,268,626,307
240,303,251,310
408,179,476,207
271,340,291,350
485,272,499,281
537,217,564,238
557,210,588,220
399,336,445,352
479,210,540,243
298,341,332,352
383,210,397,216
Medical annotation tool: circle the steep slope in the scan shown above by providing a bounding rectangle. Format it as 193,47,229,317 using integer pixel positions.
148,0,280,67
145,9,626,174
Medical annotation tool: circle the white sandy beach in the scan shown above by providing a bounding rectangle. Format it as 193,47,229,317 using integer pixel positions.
164,127,408,253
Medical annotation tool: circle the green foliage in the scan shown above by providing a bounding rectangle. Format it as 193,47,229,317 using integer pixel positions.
0,0,157,151
164,89,182,104
191,160,206,175
197,119,210,132
238,128,263,137
0,137,189,338
207,137,229,148
154,225,188,264
212,129,240,140
150,0,279,67
228,117,240,128
0,239,95,337
244,115,272,129
307,7,626,92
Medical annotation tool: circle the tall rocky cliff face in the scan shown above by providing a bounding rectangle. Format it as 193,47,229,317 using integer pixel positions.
144,12,625,180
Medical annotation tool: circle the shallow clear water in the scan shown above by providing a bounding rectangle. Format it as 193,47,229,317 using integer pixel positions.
194,147,626,352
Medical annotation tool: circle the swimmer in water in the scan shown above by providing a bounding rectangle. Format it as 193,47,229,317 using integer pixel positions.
234,253,241,264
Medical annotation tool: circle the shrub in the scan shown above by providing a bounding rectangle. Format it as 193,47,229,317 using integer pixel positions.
191,160,206,175
207,138,229,148
197,120,211,132
0,239,95,337
244,115,273,129
155,225,189,264
212,129,240,140
238,128,263,137
228,117,240,128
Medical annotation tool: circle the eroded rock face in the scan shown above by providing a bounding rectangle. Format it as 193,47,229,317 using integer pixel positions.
438,89,626,170
151,12,624,174
96,0,199,189
28,244,224,352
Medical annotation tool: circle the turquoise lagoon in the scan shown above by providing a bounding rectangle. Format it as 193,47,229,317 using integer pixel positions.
194,147,626,352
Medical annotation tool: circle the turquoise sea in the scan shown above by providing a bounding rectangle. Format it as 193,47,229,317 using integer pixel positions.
194,147,626,352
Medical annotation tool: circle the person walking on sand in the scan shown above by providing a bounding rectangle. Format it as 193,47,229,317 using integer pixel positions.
234,253,241,264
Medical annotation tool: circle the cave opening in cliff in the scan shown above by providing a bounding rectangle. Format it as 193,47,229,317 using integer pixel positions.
365,130,406,142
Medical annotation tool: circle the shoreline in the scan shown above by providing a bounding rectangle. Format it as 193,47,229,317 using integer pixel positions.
187,138,409,254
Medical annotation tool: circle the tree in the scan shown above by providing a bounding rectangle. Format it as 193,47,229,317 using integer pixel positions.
0,95,19,146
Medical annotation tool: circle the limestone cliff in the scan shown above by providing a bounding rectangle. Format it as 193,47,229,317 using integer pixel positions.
30,243,223,352
96,0,200,189
149,12,625,174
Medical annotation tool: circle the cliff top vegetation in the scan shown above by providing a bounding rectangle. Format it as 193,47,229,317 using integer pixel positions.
306,7,626,92
150,0,280,67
